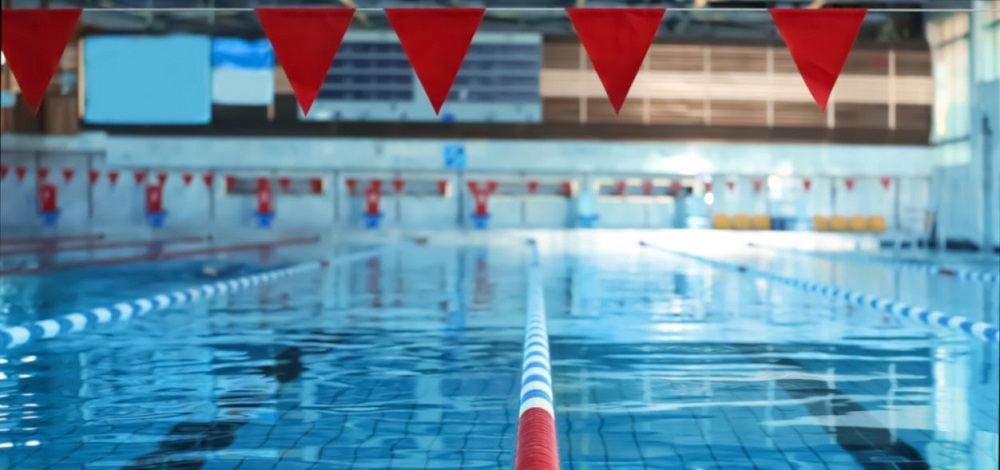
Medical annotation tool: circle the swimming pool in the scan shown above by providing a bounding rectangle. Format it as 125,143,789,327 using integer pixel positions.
1,231,997,469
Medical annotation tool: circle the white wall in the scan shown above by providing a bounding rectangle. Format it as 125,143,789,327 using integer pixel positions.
0,133,933,232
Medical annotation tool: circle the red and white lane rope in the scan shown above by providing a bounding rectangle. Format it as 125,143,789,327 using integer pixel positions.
515,242,559,470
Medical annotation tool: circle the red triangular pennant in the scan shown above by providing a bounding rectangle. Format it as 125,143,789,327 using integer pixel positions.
37,168,50,181
803,178,812,191
770,8,866,110
703,181,712,193
256,8,354,115
134,170,147,185
844,177,856,191
15,167,27,182
157,172,168,186
182,173,194,186
880,177,891,190
279,177,291,191
726,180,735,191
203,173,215,189
89,170,100,185
385,8,485,114
752,179,763,193
62,168,74,183
108,170,120,186
0,165,8,181
0,9,81,114
566,8,664,114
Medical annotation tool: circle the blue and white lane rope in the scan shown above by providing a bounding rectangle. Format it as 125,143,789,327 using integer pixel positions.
641,242,1000,343
0,248,384,351
749,243,999,284
515,242,559,470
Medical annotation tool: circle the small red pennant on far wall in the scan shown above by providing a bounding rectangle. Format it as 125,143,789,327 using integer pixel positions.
803,178,812,191
62,168,74,183
0,9,81,114
15,167,28,182
844,177,856,191
880,177,891,190
108,170,120,186
0,165,8,181
203,173,215,189
37,168,50,181
256,8,354,115
89,170,100,185
770,8,867,110
134,170,147,185
752,179,763,193
566,8,665,114
703,181,712,193
157,172,168,186
726,180,735,192
385,8,485,114
182,173,193,186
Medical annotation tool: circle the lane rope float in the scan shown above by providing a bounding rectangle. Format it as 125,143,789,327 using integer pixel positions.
515,241,560,470
0,236,320,276
641,242,999,344
749,243,999,284
0,248,384,350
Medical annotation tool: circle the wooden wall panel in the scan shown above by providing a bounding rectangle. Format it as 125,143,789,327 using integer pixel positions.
650,45,704,72
587,98,644,124
774,102,827,128
542,98,580,123
835,103,889,129
543,43,580,69
649,99,704,125
896,50,932,76
896,105,932,131
842,49,890,75
711,46,767,73
710,100,768,127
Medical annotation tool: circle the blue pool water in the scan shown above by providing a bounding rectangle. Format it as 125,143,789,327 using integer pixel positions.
0,232,997,469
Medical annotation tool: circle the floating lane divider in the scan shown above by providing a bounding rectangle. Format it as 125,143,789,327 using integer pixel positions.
0,233,105,247
0,235,211,257
0,236,319,276
515,241,559,470
748,242,999,284
641,242,999,344
0,248,385,351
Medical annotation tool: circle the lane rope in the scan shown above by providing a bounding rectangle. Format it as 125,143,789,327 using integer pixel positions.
515,241,559,470
641,242,999,344
0,248,384,351
749,243,999,284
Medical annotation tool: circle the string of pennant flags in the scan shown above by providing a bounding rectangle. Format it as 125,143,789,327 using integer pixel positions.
2,7,875,117
0,164,895,194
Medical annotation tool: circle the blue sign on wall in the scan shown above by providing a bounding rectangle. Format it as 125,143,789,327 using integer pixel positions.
444,145,466,169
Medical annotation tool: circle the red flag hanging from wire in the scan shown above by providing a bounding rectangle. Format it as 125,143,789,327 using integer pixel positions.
385,8,485,114
62,168,74,183
844,177,856,191
770,8,866,110
566,8,665,114
256,8,354,115
108,170,120,186
0,9,81,114
0,166,8,181
89,170,100,185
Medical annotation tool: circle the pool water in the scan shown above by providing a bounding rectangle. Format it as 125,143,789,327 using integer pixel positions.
1,232,997,469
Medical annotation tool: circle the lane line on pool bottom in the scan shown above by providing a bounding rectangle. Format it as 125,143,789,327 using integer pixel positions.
641,242,999,344
0,248,385,351
749,242,999,284
515,241,559,470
